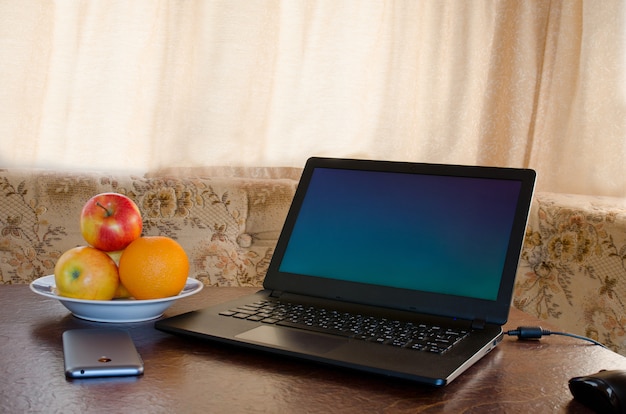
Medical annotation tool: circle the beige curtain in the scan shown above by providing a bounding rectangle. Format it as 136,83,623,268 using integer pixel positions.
1,0,625,197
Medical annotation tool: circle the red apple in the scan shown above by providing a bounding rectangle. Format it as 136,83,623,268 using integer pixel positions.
54,246,120,300
80,193,143,252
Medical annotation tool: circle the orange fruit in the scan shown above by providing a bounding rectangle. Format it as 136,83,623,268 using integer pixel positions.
118,236,189,300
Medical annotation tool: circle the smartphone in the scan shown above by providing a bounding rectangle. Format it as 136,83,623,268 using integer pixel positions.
62,328,144,378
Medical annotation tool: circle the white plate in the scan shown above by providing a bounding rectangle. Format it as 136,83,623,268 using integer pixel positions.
30,275,203,323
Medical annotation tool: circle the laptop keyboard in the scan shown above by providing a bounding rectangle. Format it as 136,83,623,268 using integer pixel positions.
219,300,470,354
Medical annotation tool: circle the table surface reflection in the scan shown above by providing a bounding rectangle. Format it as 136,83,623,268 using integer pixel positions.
2,285,624,413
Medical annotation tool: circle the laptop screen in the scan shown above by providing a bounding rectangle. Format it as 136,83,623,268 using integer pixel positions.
266,158,535,324
278,167,522,301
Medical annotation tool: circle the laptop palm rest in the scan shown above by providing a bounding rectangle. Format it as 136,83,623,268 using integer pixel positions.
236,325,346,354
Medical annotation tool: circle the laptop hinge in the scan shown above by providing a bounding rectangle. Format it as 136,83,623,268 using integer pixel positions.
471,318,486,330
269,290,284,298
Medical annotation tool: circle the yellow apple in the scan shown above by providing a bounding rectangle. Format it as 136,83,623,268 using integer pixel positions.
105,249,132,299
105,249,123,265
113,283,132,299
54,246,120,300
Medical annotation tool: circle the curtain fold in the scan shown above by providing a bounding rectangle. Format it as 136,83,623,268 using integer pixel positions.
1,0,624,196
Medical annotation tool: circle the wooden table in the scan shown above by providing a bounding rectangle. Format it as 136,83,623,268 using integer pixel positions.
2,285,625,413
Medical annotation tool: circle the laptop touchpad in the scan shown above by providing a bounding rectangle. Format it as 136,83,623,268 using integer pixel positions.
236,325,346,354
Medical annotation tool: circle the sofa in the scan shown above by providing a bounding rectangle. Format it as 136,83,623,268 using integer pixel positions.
0,167,300,288
2,168,626,355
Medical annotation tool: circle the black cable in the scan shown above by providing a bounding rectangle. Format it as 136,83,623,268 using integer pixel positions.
506,326,608,349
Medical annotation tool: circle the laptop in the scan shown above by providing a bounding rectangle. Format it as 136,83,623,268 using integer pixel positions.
155,157,536,386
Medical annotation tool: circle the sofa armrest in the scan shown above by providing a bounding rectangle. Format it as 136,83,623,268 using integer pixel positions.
514,191,626,354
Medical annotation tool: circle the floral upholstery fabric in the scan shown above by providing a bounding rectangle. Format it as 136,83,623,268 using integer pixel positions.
0,168,299,288
3,168,626,355
514,192,626,355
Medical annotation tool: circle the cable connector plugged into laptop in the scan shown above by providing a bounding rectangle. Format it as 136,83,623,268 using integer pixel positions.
506,326,549,339
506,326,608,349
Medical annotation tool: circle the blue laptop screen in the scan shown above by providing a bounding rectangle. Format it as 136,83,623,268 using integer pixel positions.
278,167,522,301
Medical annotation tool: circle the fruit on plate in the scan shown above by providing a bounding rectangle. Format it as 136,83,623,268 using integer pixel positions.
54,246,120,300
51,194,193,302
80,193,143,252
119,236,189,300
